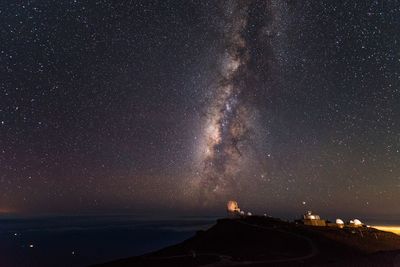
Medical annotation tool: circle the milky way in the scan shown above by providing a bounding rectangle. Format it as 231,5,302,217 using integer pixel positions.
198,1,258,201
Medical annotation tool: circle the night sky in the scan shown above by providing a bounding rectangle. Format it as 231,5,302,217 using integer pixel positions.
1,0,400,217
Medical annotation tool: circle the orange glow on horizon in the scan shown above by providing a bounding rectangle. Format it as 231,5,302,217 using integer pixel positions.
0,207,14,214
372,226,400,235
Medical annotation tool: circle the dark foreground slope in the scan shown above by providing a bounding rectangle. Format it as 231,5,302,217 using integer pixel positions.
94,216,400,267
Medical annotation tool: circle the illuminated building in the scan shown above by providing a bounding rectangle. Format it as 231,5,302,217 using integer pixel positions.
302,211,326,226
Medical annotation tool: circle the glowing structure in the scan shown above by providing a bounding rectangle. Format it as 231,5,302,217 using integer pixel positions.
227,200,241,217
350,219,363,227
336,218,345,228
304,211,320,220
302,211,326,226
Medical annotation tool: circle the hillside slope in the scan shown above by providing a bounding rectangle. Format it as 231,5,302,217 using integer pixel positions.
94,216,400,266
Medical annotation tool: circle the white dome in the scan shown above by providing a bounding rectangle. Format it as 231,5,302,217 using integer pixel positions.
353,219,362,225
336,219,344,225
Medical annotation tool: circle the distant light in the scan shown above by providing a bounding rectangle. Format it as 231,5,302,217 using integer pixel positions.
14,233,18,236
302,201,306,205
29,244,34,248
71,251,75,255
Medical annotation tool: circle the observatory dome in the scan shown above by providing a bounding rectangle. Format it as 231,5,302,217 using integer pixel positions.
226,200,240,213
336,219,344,225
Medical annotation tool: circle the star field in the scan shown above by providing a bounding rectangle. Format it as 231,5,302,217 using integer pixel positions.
1,0,400,218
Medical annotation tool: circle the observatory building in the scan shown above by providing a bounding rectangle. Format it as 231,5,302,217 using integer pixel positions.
336,219,345,228
302,211,326,226
349,219,364,227
227,200,241,217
